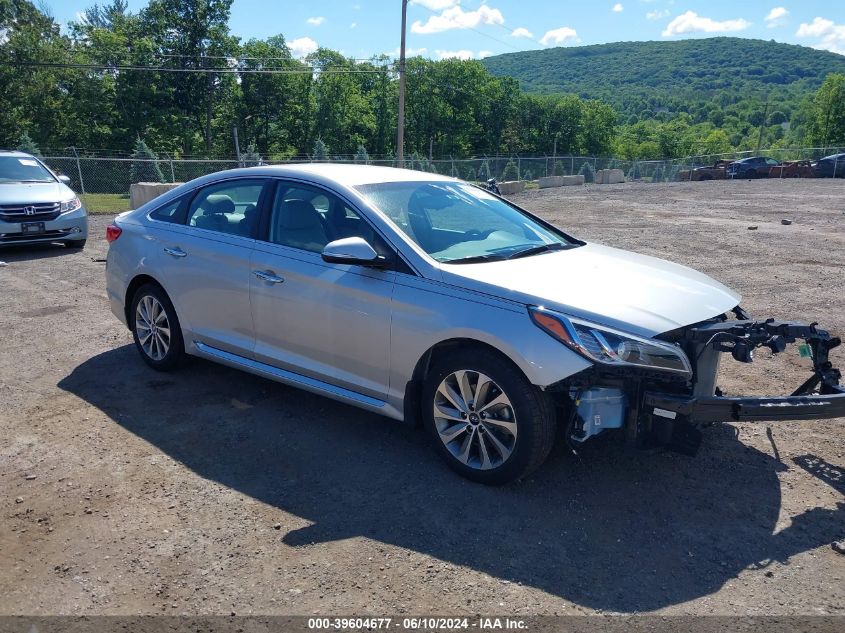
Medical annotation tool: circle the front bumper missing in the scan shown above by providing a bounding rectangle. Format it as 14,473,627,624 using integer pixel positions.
637,317,843,453
580,316,845,455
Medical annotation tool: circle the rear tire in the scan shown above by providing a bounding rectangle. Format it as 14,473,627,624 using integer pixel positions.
130,283,185,371
422,348,556,485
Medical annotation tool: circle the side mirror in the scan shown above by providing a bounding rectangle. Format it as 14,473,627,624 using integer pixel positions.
58,175,72,185
321,237,386,267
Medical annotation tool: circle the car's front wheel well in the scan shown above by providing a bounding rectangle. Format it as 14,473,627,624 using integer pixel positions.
124,274,165,328
403,338,530,426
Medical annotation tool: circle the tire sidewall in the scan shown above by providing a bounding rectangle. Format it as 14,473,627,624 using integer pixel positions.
422,351,548,485
130,284,184,371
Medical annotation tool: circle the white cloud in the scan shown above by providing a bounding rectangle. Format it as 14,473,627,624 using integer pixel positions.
436,49,475,60
350,22,357,29
539,26,579,46
511,27,534,39
796,17,845,55
410,0,458,9
613,3,623,13
662,11,751,37
435,49,493,60
306,16,325,26
411,5,505,34
646,9,669,21
765,7,788,28
289,36,318,57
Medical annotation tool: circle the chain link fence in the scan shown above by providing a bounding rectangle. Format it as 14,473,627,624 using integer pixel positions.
41,147,845,196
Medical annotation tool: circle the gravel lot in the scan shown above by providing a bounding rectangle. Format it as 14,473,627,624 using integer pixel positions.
1,179,843,616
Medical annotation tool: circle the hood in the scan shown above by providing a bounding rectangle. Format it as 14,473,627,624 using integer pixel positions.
0,182,74,205
440,243,741,337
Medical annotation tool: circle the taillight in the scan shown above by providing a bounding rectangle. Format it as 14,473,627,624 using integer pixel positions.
106,224,122,242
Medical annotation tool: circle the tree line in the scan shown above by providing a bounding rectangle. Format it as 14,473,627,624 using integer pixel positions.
1,0,842,162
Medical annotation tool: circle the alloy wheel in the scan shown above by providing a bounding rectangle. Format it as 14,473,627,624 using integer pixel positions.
135,295,171,361
432,370,518,470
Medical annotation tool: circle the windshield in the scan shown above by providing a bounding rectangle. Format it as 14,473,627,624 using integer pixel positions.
355,181,577,263
0,156,56,184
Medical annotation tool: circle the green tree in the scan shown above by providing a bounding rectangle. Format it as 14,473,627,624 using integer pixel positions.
354,144,369,164
502,159,519,181
578,161,595,183
806,74,845,148
241,143,262,167
16,131,41,157
130,138,164,183
312,138,328,161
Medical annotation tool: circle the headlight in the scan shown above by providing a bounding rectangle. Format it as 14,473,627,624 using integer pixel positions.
60,197,82,213
529,306,692,378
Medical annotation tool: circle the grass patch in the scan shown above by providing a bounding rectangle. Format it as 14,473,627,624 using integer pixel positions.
81,193,131,214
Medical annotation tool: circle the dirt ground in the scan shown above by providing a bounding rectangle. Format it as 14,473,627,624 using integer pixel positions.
1,179,843,616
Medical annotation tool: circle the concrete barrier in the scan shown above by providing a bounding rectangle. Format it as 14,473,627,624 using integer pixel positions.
539,175,585,188
129,182,184,209
596,169,625,185
497,180,526,195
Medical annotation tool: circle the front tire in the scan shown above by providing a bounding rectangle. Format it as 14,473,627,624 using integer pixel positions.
422,349,556,485
64,239,86,249
130,284,185,371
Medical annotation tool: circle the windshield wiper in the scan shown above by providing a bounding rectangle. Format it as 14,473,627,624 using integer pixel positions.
506,243,568,260
443,254,507,264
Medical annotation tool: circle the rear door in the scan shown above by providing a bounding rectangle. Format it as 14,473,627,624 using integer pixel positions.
249,180,396,399
154,178,268,357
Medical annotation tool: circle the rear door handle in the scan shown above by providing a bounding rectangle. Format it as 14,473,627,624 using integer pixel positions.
253,270,284,284
163,247,187,258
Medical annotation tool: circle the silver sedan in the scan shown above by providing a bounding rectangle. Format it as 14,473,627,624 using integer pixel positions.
105,165,845,484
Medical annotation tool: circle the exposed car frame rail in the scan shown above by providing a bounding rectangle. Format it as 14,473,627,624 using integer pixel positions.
645,318,844,424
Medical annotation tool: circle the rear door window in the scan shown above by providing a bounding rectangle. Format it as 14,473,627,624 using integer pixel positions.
187,180,265,237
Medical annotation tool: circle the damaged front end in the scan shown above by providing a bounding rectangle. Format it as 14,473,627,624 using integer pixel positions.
541,306,844,455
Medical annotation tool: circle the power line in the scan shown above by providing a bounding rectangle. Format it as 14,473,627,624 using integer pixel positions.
4,61,393,74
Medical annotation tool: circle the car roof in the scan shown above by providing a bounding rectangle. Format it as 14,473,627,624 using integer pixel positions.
0,150,37,159
232,163,456,188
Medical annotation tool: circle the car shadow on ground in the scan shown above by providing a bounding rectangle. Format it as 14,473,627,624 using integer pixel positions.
59,345,844,613
0,242,80,262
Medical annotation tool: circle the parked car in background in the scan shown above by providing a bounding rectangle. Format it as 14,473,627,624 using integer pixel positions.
105,164,845,484
0,150,88,248
812,153,845,178
768,160,815,179
726,156,780,179
681,160,731,181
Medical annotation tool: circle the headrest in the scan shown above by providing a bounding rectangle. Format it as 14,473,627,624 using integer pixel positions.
204,194,235,215
278,199,322,230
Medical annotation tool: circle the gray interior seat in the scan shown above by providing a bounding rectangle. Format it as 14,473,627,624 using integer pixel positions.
273,199,329,252
194,195,235,232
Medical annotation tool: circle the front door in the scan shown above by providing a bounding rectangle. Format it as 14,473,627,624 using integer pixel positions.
249,181,395,399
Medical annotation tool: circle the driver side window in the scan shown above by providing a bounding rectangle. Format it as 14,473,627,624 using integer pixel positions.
267,182,382,254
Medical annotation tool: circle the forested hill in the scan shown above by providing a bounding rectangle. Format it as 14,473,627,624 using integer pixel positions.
482,38,845,115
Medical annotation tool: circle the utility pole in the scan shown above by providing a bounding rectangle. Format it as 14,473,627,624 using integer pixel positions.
233,126,242,166
397,0,408,166
755,97,769,155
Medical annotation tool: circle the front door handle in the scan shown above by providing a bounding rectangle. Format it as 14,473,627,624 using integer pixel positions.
163,247,187,258
253,270,285,284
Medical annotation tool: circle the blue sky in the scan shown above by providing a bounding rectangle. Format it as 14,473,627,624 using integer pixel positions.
48,0,845,59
